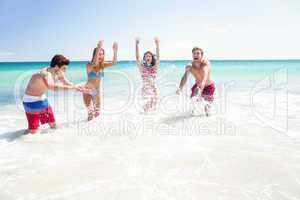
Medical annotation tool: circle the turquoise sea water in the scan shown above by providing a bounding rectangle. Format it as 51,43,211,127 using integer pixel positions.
0,60,299,105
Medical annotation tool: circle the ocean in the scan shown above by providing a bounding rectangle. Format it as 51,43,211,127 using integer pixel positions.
0,60,300,199
0,60,300,104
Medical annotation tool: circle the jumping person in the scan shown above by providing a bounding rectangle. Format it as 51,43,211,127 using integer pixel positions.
23,55,90,134
83,40,118,121
135,37,160,113
176,47,215,116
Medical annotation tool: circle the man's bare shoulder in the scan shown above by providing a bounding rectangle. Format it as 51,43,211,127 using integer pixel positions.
185,63,192,71
31,68,46,78
202,59,211,67
40,68,52,78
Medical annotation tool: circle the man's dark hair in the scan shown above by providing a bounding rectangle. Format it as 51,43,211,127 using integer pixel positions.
50,54,70,68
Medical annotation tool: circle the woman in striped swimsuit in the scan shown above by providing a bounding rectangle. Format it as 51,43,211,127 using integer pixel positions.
135,37,160,113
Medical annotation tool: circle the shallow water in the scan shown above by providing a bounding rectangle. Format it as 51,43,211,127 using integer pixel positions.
0,60,300,199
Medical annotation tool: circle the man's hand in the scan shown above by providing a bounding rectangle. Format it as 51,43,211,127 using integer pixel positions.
176,88,182,95
195,84,203,97
197,81,205,91
74,85,91,94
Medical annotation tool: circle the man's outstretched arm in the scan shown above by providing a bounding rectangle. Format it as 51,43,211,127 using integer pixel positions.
176,65,191,94
57,71,73,86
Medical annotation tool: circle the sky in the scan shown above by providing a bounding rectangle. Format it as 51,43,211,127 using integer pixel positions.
0,0,300,61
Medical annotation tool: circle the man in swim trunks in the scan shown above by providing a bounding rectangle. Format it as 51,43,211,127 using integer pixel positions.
176,47,215,116
23,55,90,134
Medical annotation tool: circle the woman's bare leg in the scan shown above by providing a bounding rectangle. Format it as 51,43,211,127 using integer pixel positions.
144,87,157,112
151,88,158,111
92,93,101,118
83,93,94,121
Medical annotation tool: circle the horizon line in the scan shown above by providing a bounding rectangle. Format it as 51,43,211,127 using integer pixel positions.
1,58,300,63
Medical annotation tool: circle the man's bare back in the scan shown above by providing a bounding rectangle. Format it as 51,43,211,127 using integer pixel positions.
25,68,52,96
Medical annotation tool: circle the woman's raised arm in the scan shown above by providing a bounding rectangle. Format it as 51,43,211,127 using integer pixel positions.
154,37,160,67
135,37,143,69
103,42,118,68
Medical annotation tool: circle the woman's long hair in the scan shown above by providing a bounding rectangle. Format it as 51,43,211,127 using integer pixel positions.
91,48,105,71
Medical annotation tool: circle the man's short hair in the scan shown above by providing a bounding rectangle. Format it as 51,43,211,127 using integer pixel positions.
50,55,70,68
192,47,204,55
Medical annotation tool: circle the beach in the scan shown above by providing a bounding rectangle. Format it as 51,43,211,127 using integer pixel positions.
0,60,300,199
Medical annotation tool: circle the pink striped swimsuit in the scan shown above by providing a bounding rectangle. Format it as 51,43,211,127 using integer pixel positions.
141,65,158,112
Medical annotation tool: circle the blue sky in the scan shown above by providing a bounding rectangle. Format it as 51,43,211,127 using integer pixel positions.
0,0,300,61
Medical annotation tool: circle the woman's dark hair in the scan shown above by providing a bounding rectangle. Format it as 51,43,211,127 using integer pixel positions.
50,54,70,68
143,51,156,67
91,48,105,63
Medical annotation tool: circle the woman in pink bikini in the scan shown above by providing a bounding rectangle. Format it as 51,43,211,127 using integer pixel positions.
135,37,160,113
83,40,118,121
